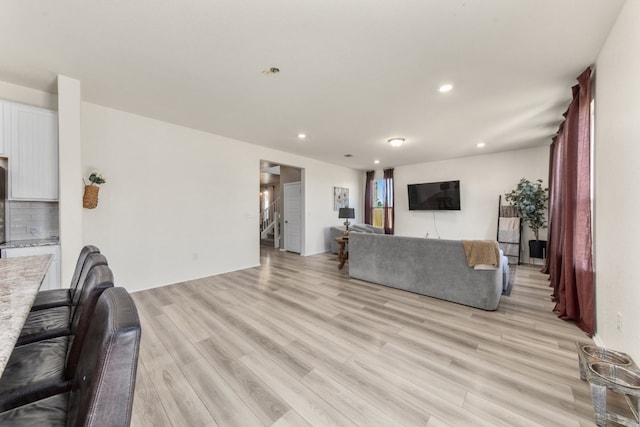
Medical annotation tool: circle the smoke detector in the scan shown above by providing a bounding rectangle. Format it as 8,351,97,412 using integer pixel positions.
262,67,280,76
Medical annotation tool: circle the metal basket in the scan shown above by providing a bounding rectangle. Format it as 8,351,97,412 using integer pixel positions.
580,344,632,366
589,362,640,389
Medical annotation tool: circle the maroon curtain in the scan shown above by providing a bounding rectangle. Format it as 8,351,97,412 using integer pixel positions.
546,68,594,336
383,168,394,235
543,135,563,302
542,139,555,274
364,171,374,225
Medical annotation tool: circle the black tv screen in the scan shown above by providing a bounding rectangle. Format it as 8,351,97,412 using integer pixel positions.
408,180,461,210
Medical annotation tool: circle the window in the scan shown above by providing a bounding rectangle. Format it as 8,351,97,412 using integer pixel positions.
372,179,385,228
365,168,394,234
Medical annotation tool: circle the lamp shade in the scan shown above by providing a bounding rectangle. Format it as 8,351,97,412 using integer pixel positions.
338,208,355,219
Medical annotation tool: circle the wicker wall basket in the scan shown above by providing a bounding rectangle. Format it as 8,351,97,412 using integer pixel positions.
83,185,100,209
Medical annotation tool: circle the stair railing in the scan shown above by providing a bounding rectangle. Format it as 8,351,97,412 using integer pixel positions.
260,198,281,247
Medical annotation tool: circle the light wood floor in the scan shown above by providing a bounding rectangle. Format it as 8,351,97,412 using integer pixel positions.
130,247,602,427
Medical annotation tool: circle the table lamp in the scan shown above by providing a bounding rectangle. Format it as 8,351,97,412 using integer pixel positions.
338,208,355,235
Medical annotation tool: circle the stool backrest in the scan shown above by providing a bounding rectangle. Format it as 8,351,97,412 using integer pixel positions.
66,287,141,427
70,253,108,312
68,246,101,292
65,264,114,377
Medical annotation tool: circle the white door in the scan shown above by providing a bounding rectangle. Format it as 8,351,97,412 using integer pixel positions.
283,182,302,253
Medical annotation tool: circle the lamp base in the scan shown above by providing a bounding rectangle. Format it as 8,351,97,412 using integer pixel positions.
343,220,350,236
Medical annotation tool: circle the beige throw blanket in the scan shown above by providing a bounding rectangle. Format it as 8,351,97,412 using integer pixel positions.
461,240,500,268
498,217,520,243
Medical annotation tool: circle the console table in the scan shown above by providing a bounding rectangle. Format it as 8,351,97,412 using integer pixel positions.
0,254,52,374
335,236,349,269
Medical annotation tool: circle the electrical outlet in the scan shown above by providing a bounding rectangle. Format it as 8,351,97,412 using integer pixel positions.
617,312,623,332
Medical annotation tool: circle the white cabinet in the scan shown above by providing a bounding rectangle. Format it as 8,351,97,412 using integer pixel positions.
7,103,58,200
0,101,10,156
1,245,61,291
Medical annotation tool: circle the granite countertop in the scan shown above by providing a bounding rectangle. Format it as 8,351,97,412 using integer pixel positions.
0,254,52,373
0,238,60,250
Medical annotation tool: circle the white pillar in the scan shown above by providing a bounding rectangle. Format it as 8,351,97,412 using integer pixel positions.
57,75,83,287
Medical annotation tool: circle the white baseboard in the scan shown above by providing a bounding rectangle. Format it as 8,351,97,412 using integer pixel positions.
592,333,605,347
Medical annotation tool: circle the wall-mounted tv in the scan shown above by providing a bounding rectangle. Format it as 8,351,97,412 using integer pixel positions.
407,180,461,210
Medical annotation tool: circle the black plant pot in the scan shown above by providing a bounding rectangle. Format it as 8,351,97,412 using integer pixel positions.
529,240,547,259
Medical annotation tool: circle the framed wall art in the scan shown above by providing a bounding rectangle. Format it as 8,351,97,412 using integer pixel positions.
334,187,349,210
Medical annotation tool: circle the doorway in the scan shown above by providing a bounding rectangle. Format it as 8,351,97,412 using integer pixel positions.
259,160,304,254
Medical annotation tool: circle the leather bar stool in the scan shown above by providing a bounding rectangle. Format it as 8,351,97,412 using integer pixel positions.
0,287,141,426
30,245,100,311
16,252,108,346
0,265,114,412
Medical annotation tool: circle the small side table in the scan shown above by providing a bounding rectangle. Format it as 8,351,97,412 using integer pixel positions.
335,236,349,270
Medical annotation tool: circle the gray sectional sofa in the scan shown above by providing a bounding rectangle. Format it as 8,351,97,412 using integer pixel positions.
348,233,508,310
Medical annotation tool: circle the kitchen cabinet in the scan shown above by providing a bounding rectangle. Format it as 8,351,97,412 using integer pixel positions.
1,244,61,291
0,101,10,156
7,103,58,200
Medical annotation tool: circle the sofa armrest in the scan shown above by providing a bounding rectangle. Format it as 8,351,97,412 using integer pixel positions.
350,224,385,234
329,227,346,253
350,224,368,233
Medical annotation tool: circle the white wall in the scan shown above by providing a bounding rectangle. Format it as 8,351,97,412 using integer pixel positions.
594,1,640,362
394,147,549,261
81,102,361,291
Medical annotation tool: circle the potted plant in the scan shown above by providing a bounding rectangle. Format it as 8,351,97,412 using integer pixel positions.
83,172,106,209
505,178,549,259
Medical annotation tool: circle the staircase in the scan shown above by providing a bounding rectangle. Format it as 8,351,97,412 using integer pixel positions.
260,198,281,248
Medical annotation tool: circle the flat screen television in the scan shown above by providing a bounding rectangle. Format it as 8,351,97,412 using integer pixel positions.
407,180,460,210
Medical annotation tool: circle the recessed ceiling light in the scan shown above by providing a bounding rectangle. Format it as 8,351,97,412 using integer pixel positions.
388,138,405,147
298,133,306,139
374,160,380,164
344,154,353,157
476,142,486,148
438,83,453,93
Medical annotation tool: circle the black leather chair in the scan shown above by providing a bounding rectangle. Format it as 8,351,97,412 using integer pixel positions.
30,245,101,311
0,265,114,411
0,287,141,426
17,252,108,346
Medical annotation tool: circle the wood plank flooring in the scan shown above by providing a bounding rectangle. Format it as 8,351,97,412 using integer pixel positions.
130,247,601,426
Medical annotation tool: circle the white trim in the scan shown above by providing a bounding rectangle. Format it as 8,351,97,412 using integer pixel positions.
592,333,605,347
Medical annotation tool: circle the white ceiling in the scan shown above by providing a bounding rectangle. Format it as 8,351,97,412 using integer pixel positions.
0,1,625,170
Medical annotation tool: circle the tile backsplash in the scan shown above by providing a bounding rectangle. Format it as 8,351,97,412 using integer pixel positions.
8,201,59,241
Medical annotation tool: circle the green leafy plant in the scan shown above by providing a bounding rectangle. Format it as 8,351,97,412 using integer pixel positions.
88,172,106,186
505,178,549,241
